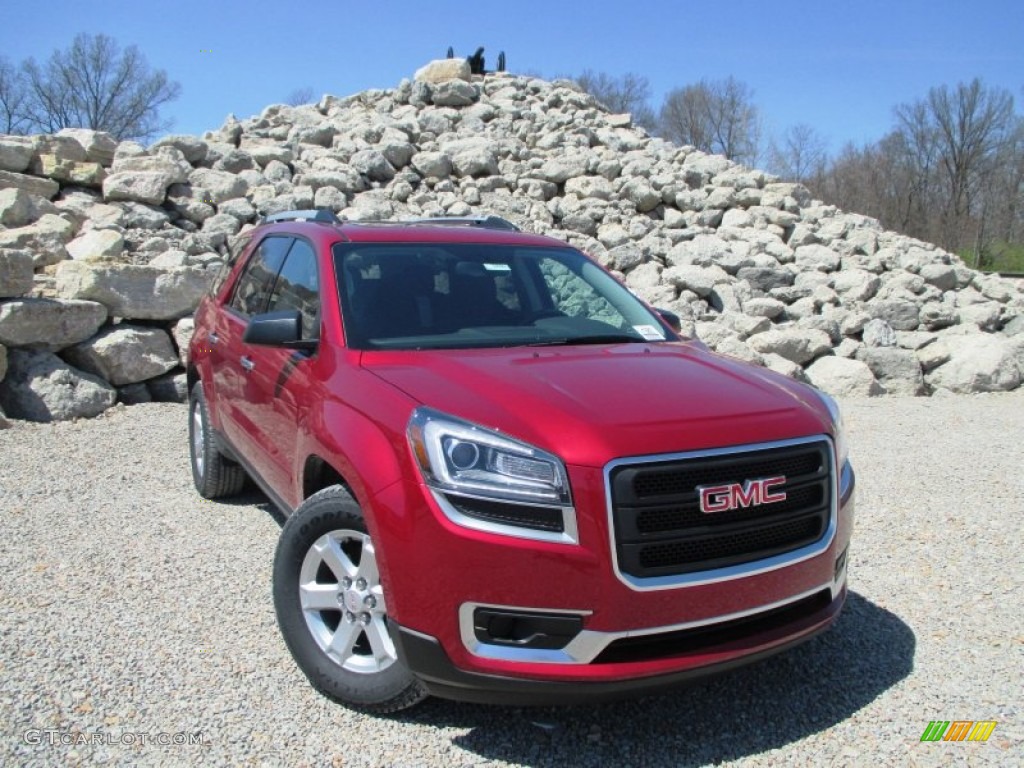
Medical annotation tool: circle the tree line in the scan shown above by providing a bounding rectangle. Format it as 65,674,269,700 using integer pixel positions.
571,70,1023,270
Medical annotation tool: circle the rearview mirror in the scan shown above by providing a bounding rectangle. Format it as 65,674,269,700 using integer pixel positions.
655,308,682,334
243,310,318,351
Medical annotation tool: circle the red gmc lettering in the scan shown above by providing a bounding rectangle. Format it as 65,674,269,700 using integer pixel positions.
699,476,788,514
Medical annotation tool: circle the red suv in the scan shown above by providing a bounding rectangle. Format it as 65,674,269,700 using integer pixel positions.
188,210,854,713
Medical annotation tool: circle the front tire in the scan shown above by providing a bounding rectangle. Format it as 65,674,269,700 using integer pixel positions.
273,486,427,713
189,381,246,499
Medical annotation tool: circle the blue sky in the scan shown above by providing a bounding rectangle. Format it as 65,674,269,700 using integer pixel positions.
2,0,1021,155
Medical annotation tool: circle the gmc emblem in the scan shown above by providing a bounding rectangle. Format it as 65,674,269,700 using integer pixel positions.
698,476,787,514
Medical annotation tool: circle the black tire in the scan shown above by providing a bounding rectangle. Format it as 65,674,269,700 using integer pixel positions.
188,381,246,499
273,486,427,714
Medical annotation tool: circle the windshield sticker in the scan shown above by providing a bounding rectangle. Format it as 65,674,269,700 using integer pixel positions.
483,263,512,272
633,325,664,341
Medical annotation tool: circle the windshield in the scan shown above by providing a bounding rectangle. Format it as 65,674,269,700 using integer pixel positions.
333,243,672,350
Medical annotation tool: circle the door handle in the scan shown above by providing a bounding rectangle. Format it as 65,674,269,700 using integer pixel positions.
240,356,255,372
207,332,220,345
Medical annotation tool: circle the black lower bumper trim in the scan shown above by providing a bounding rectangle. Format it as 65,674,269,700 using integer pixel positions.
389,587,845,706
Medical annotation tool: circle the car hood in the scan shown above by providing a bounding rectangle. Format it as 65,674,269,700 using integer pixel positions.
361,341,830,467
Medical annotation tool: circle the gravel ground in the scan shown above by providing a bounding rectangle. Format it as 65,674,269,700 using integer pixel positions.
1,394,1021,768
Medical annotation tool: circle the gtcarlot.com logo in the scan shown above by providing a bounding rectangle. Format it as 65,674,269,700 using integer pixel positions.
24,730,204,747
920,721,997,742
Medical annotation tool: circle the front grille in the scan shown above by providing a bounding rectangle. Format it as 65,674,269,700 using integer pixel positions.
609,439,833,578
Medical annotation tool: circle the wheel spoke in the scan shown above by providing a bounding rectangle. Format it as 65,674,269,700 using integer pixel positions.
300,582,340,611
369,584,387,614
327,620,361,661
356,535,380,584
317,535,357,581
363,616,397,662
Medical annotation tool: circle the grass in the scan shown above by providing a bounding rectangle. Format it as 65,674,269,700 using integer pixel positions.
959,241,1024,274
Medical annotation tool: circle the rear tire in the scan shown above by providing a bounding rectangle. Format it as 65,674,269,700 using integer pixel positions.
189,382,246,499
273,486,427,713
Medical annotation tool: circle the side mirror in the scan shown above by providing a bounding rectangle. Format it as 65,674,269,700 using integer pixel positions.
243,310,318,351
655,308,682,334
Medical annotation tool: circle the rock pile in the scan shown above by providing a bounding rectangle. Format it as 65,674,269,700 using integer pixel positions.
1,59,1022,422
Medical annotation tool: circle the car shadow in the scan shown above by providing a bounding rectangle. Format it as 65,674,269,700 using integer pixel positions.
394,592,913,766
209,485,287,527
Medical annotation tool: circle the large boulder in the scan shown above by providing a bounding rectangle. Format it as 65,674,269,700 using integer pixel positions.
0,169,59,199
0,298,108,350
62,325,179,385
0,213,76,267
0,188,36,228
414,59,472,84
0,348,116,422
0,137,36,173
0,249,34,298
926,335,1021,393
805,356,883,397
746,329,833,365
855,347,926,396
55,262,212,320
65,229,125,262
56,128,118,166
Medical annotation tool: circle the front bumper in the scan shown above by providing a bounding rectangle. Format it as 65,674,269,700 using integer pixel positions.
369,452,854,703
392,583,847,705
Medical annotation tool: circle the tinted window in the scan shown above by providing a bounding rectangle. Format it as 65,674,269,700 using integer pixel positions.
333,243,669,350
267,239,320,338
229,236,292,316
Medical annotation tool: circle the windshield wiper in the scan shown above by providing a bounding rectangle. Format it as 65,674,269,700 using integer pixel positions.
525,334,648,347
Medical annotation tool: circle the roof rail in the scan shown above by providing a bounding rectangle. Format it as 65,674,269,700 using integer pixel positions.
262,209,342,224
401,215,521,232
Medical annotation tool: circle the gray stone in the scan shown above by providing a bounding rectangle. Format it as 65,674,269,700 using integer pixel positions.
794,244,841,272
805,356,883,397
746,328,832,365
0,298,108,350
411,152,453,179
55,262,211,320
856,347,925,396
187,168,248,205
761,352,810,383
146,370,188,403
102,171,175,205
0,213,76,267
832,269,880,302
862,318,897,347
867,299,920,331
0,348,116,422
737,266,794,292
742,297,786,319
0,188,35,228
63,325,179,385
919,302,958,331
65,229,125,262
442,139,499,178
0,249,34,297
414,59,472,84
662,265,728,298
0,169,59,199
173,317,195,366
918,262,958,292
350,150,396,182
431,80,479,107
926,335,1021,393
0,137,35,173
150,134,208,165
56,129,118,165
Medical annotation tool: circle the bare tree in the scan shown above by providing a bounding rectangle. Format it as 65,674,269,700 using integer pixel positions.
0,56,30,134
19,33,181,141
572,70,657,130
285,87,315,106
768,123,827,183
658,77,760,164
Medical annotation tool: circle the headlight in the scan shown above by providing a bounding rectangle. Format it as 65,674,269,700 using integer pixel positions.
815,390,849,468
407,408,572,506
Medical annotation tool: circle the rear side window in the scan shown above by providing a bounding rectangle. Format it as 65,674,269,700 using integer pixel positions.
267,239,320,339
229,236,293,317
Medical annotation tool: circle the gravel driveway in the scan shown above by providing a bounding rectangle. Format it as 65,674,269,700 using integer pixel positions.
1,394,1021,767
